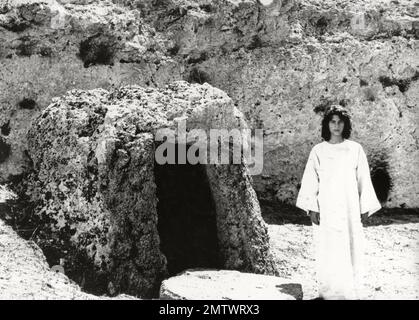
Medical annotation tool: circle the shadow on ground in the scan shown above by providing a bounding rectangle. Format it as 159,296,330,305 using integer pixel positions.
259,199,419,227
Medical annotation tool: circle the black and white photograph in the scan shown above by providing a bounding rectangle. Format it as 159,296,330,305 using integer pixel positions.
0,0,418,307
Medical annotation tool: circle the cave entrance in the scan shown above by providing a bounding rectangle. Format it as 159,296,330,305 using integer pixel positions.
154,142,221,277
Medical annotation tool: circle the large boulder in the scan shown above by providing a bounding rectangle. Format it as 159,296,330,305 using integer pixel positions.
23,80,278,298
159,269,303,300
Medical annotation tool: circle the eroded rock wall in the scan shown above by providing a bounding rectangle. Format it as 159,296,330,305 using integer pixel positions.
1,0,418,209
136,0,419,208
0,0,182,179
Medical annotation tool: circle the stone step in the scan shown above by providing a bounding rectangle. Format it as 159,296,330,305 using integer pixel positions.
159,269,303,300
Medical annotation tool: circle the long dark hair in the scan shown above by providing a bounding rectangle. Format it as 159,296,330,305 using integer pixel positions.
321,105,352,141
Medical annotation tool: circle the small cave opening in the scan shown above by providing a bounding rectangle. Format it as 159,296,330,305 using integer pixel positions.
154,142,221,277
185,67,211,85
314,17,329,35
18,98,37,110
78,34,116,68
369,151,392,204
371,162,392,203
0,137,11,163
1,121,11,136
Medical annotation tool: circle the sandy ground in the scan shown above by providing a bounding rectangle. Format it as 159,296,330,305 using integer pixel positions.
1,186,418,299
1,216,417,300
267,216,419,300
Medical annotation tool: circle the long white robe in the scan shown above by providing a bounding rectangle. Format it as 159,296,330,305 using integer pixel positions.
296,139,381,299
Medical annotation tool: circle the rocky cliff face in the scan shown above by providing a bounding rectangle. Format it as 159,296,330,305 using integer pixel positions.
0,0,182,179
0,0,418,209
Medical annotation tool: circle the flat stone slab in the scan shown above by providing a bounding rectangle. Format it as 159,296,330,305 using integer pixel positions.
159,269,303,300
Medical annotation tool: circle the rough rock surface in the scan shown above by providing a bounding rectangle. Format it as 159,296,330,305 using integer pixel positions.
0,186,137,299
20,80,277,298
1,0,418,209
159,269,303,300
0,0,182,179
144,0,418,208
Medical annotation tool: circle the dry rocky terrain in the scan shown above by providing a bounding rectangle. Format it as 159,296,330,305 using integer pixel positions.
1,185,418,300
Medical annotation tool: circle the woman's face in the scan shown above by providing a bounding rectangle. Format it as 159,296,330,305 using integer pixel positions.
328,114,344,138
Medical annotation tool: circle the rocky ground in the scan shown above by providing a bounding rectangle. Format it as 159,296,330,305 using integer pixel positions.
264,203,419,300
1,184,418,300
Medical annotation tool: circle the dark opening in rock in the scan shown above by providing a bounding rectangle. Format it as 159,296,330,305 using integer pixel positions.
199,4,215,13
78,34,117,68
0,138,11,163
3,20,29,32
315,17,329,35
39,46,52,57
378,72,419,93
246,34,263,50
15,36,37,57
18,98,37,110
186,67,211,84
1,121,11,136
167,43,180,56
370,157,392,203
70,249,109,296
154,143,221,276
359,79,368,86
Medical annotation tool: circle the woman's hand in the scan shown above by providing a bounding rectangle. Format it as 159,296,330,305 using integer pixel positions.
309,210,320,225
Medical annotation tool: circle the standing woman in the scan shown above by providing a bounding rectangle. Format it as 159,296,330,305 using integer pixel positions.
296,105,381,299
